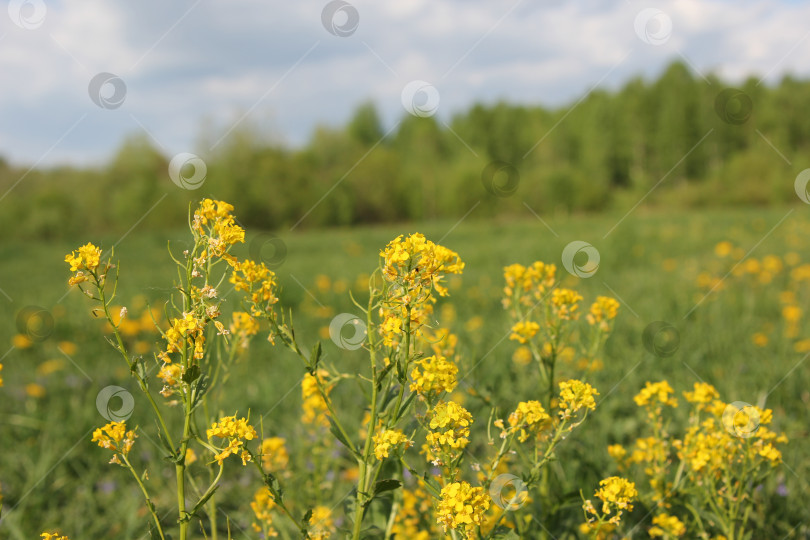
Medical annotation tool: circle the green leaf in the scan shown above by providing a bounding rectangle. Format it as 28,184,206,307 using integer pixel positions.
328,416,356,455
182,364,201,384
394,392,417,423
490,526,520,539
421,473,442,499
372,478,401,496
310,341,323,370
301,508,313,527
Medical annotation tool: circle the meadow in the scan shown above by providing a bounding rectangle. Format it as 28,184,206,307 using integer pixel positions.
1,203,808,539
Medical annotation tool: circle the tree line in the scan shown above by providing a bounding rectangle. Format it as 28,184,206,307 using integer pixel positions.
2,61,807,240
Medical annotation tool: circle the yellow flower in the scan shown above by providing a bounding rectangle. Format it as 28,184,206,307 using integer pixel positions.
230,311,259,350
595,476,637,515
302,370,331,427
230,259,279,313
392,484,439,538
714,241,733,257
509,321,540,344
261,437,290,471
92,421,137,459
683,382,719,406
512,346,532,366
0,363,3,387
752,332,769,347
308,505,333,540
649,512,686,537
436,482,490,537
607,444,627,463
551,288,583,320
634,381,678,408
25,383,46,398
507,400,551,442
558,379,599,413
586,296,620,328
41,534,70,540
12,334,33,349
426,401,472,451
502,262,556,308
250,486,278,535
380,233,464,300
206,415,257,465
65,242,102,272
373,429,413,459
409,355,458,396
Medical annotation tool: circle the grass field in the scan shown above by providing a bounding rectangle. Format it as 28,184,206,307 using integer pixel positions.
1,205,809,539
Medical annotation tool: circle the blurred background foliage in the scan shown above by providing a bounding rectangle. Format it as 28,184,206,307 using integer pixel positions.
3,61,807,241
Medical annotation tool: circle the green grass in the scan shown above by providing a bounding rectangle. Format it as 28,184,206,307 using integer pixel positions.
1,205,809,538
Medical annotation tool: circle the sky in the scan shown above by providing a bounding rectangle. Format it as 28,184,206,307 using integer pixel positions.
2,0,810,167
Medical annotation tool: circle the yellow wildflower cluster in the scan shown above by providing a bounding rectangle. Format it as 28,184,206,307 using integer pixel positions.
581,476,638,532
586,296,620,329
426,401,472,452
301,370,330,427
308,505,334,540
230,311,259,351
157,363,183,396
409,354,458,397
508,320,540,344
558,379,599,414
380,233,464,299
250,486,278,536
192,199,245,257
551,288,583,321
260,437,290,472
230,259,279,317
41,534,70,540
372,428,412,460
392,483,438,539
649,512,687,537
158,312,205,364
502,261,557,308
206,415,257,465
65,242,103,285
436,481,490,538
634,380,678,408
378,234,463,348
505,400,551,442
91,421,137,464
609,381,788,537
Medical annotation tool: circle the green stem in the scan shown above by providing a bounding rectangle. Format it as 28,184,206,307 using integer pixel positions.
352,299,385,540
122,453,166,540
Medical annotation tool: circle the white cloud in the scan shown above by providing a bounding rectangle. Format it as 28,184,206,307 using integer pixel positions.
0,0,809,165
